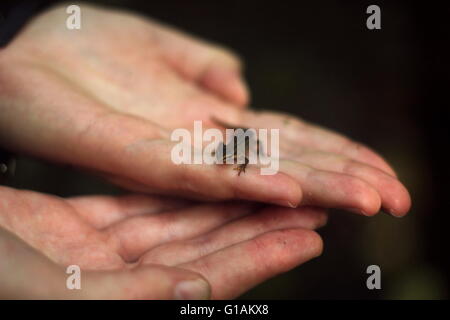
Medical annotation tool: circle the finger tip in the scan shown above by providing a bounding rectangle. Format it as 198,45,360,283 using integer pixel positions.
271,229,324,266
226,80,250,108
359,191,382,217
317,211,329,228
346,179,382,216
387,195,412,218
225,75,250,106
383,182,412,217
272,173,303,208
303,230,324,258
202,68,250,107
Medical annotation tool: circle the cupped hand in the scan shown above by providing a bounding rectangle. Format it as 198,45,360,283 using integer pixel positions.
0,4,410,216
0,186,326,299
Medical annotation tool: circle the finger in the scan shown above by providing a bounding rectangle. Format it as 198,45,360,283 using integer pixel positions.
178,228,323,299
280,160,382,215
140,206,327,266
105,202,258,262
151,20,249,106
288,152,411,216
80,264,210,300
237,110,397,177
67,194,193,229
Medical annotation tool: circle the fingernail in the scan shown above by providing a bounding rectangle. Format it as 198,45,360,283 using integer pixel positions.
343,207,370,216
287,201,298,208
270,199,298,208
174,279,210,300
382,208,402,218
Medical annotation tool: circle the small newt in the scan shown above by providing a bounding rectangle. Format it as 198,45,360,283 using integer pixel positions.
211,117,262,176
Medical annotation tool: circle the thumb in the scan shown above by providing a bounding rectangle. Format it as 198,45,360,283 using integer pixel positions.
0,224,210,299
82,264,211,300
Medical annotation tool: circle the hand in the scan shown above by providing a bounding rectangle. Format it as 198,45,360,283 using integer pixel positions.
0,4,410,215
0,186,326,299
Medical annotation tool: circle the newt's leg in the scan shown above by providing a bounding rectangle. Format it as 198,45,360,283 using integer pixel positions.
234,157,249,176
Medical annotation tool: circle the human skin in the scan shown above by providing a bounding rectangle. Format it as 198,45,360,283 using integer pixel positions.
0,4,411,216
0,186,326,299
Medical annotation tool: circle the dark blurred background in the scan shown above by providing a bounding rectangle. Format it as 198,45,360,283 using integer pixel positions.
4,0,449,299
